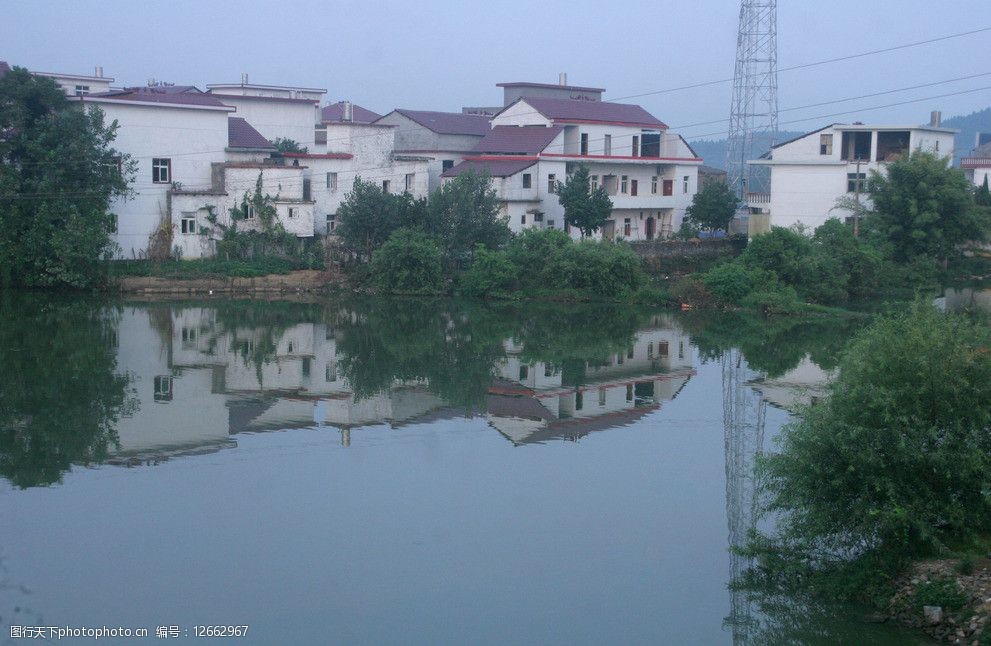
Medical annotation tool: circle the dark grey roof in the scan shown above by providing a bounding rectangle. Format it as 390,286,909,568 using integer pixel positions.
228,117,275,149
441,158,538,178
388,109,492,136
321,101,381,124
471,125,563,154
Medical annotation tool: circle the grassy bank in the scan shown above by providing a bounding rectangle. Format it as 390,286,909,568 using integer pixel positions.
112,257,320,280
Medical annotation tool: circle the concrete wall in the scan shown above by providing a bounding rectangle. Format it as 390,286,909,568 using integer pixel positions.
211,96,319,149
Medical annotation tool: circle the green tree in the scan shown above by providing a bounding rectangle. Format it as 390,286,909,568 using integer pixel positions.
976,175,991,207
425,170,508,269
865,151,989,262
370,228,445,294
684,179,739,233
744,302,991,599
556,164,613,238
334,177,428,261
272,137,307,153
0,66,133,288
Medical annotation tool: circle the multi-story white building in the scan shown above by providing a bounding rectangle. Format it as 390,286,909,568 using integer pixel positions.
205,78,325,150
442,79,701,240
32,65,114,96
961,140,991,189
746,117,957,234
373,109,492,191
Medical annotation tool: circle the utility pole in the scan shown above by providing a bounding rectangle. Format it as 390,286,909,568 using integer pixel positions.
726,1,779,204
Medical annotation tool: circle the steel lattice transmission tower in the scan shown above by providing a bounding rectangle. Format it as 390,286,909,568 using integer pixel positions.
726,0,778,199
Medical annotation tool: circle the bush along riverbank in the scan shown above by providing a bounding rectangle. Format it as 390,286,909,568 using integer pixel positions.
737,302,991,643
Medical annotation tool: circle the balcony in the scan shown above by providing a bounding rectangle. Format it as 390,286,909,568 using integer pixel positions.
746,192,770,205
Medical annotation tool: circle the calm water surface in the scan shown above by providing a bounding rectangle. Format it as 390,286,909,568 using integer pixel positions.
0,295,930,644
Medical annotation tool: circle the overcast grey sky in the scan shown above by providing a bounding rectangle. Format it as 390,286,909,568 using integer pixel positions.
3,0,990,139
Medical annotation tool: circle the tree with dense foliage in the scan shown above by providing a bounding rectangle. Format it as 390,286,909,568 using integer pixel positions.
556,164,613,238
334,177,428,261
369,228,445,294
976,175,991,207
865,151,989,262
743,302,991,599
0,66,133,288
424,171,508,269
272,137,307,154
684,179,739,233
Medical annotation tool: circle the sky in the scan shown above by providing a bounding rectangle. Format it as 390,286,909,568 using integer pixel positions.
2,0,990,140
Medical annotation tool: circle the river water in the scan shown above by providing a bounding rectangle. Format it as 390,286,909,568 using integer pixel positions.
0,294,933,644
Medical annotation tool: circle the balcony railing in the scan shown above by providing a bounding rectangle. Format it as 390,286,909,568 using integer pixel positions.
747,192,770,205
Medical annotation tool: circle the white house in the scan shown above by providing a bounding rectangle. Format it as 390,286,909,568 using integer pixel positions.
205,77,325,150
373,109,493,191
31,65,114,95
961,140,991,189
442,80,701,241
747,116,957,234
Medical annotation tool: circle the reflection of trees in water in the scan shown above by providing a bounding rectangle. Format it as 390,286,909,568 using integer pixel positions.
677,310,866,378
0,293,136,488
333,299,655,409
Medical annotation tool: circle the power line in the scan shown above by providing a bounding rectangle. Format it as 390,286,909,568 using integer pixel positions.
609,26,991,102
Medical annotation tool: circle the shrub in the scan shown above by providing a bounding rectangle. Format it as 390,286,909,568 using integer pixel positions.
459,247,518,298
700,261,776,306
738,227,813,287
369,228,445,294
746,302,991,597
914,578,969,612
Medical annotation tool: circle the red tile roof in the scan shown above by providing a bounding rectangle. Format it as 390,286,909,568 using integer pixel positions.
471,125,563,155
321,102,381,124
228,117,274,150
514,97,666,128
442,157,537,178
388,109,491,136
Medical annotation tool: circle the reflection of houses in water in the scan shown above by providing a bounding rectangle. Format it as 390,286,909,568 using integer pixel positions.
114,306,457,460
487,317,695,444
745,356,833,412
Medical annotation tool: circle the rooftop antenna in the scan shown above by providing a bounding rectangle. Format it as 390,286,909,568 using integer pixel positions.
726,0,779,201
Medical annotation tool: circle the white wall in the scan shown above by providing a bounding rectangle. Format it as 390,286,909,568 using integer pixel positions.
211,96,319,149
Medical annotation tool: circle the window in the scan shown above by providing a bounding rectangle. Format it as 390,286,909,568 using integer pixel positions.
326,172,338,191
603,134,612,156
580,133,589,155
382,180,391,192
74,85,90,96
181,327,196,345
547,173,556,193
109,214,117,234
683,175,689,194
575,390,583,411
153,375,173,402
152,158,171,183
180,214,196,234
641,132,661,157
544,365,552,377
679,341,684,359
631,179,638,196
632,135,639,157
520,213,526,225
442,159,454,172
648,342,654,358
598,388,607,406
659,341,669,357
287,341,294,354
847,172,867,193
325,363,337,382
627,347,634,359
617,353,624,365
405,173,415,191
326,213,336,234
591,175,599,190
819,134,833,155
302,358,311,378
533,211,544,223
621,175,628,194
245,204,255,219
519,365,529,380
626,384,634,402
623,218,631,237
663,179,673,196
522,173,532,189
546,219,554,229
108,155,123,176
302,178,311,201
841,131,872,161
287,207,297,219
651,176,658,194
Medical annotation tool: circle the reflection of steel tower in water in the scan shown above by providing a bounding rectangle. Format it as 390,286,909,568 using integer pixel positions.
721,349,767,643
726,0,778,198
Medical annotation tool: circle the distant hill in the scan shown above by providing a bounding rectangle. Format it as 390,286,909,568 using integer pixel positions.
687,107,991,169
942,107,991,163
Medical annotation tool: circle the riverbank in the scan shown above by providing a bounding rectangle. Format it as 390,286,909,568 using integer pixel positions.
116,269,338,295
886,558,991,644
